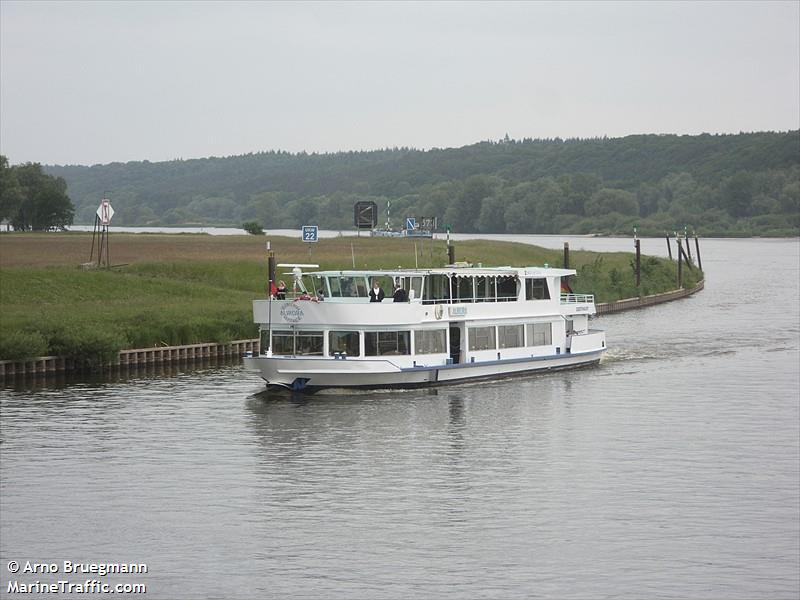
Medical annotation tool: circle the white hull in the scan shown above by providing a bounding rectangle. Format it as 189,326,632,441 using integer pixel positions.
244,348,605,392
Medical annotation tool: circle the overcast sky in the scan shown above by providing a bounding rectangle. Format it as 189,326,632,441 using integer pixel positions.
1,1,798,166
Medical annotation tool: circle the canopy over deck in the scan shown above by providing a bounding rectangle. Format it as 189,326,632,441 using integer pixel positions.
303,266,577,278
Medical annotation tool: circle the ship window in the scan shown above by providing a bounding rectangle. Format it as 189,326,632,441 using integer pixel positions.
309,274,324,296
525,278,550,300
456,277,474,302
526,323,552,346
328,277,342,297
414,329,447,354
423,274,450,304
497,276,518,301
329,331,360,357
498,325,524,349
259,329,270,354
365,331,411,356
468,326,496,351
475,277,488,301
409,276,423,301
338,276,369,298
355,277,368,297
295,330,324,355
271,330,294,355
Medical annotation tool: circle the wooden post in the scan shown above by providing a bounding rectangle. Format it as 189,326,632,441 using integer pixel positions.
685,232,693,263
666,235,673,260
694,235,702,271
676,238,683,288
448,244,455,265
635,238,641,287
679,242,693,270
563,242,570,269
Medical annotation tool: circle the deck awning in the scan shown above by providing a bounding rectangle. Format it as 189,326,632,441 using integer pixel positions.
307,267,576,278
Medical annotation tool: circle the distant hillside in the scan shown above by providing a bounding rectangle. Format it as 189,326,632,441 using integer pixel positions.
45,131,800,236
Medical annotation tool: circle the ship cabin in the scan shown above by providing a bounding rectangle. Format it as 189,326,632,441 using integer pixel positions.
253,266,600,368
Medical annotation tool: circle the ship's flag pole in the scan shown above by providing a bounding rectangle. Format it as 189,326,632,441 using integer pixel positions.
267,241,274,357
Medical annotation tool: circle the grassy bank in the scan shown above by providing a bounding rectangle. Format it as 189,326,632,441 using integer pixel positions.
0,233,702,363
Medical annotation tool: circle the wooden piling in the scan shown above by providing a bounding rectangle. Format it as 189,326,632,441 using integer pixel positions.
563,242,570,269
666,235,673,260
679,241,693,270
694,236,702,271
447,244,455,265
676,238,683,288
634,238,641,288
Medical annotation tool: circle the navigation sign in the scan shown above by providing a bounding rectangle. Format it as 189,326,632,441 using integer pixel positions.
405,217,417,231
420,216,438,231
354,201,378,229
302,225,319,242
96,199,114,225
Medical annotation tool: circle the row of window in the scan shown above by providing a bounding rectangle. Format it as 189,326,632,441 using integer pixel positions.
265,323,553,357
422,276,551,303
468,323,552,351
269,329,447,357
306,274,551,303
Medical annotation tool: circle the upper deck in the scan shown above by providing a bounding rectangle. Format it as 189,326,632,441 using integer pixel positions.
255,265,596,327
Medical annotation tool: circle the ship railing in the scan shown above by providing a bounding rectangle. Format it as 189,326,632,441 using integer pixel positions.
421,294,518,305
560,293,594,304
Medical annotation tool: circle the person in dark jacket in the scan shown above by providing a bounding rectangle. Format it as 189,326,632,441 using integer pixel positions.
276,280,287,300
369,280,385,302
392,282,408,302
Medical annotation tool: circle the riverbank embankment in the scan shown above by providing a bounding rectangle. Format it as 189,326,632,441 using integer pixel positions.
597,279,705,314
0,233,703,380
0,279,705,381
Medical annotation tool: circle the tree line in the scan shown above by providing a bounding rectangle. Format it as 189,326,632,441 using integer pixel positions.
31,130,800,236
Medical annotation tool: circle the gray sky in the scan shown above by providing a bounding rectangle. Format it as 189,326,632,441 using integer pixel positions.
1,0,798,166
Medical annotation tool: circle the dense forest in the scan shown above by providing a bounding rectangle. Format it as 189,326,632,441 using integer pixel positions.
44,131,799,236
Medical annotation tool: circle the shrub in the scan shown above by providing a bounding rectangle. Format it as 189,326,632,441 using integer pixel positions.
45,324,127,370
242,221,264,235
0,330,49,360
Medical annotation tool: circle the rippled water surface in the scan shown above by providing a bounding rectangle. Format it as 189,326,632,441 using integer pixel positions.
1,238,798,599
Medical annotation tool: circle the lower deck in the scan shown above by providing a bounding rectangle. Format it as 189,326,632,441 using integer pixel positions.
246,329,606,391
260,316,599,366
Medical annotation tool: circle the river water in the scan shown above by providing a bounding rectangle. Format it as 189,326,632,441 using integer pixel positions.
1,237,798,599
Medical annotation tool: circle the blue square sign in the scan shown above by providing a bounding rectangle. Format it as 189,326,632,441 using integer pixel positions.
405,217,417,231
302,225,319,242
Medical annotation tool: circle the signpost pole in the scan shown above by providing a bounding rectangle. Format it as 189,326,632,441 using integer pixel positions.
94,198,115,268
89,215,99,263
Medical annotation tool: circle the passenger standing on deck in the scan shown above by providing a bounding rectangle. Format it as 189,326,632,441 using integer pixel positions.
369,280,385,302
276,280,287,300
393,281,408,302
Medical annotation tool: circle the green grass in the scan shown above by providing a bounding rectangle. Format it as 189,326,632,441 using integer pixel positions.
0,265,260,365
0,238,702,363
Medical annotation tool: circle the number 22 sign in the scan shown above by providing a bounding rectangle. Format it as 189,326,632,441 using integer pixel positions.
302,225,318,242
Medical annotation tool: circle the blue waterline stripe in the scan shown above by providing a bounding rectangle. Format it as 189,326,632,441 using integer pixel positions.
399,348,606,373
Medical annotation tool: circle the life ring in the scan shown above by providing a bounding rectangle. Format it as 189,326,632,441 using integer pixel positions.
434,304,444,320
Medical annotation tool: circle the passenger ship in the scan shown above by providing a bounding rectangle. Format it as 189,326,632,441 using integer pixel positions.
244,265,606,392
